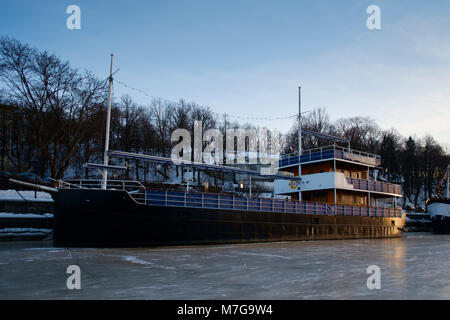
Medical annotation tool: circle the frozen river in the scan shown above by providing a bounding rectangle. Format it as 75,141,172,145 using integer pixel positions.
0,233,449,299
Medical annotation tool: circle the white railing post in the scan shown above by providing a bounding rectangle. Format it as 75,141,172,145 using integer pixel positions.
184,192,186,207
202,193,204,208
165,191,168,206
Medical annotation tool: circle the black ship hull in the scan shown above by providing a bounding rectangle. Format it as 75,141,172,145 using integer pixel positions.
53,189,406,247
427,198,450,234
431,215,450,234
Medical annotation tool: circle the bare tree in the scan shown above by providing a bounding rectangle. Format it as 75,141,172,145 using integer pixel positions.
0,37,108,180
283,108,334,153
333,116,381,153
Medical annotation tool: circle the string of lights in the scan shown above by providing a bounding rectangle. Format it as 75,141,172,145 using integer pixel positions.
220,113,298,121
115,79,164,100
114,77,305,122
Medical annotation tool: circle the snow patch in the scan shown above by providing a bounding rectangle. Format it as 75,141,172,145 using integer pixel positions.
22,247,64,251
237,251,291,260
0,228,52,236
406,217,431,223
121,256,175,269
0,228,52,233
122,256,155,265
0,213,53,218
0,190,53,202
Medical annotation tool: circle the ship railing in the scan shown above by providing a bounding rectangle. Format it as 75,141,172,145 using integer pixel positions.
53,178,148,204
128,191,147,205
347,178,402,195
54,178,145,191
144,190,403,218
51,178,79,190
332,205,399,217
279,145,381,167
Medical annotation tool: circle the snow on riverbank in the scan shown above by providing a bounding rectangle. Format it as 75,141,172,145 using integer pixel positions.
0,228,52,235
406,217,432,223
0,190,53,202
0,213,53,218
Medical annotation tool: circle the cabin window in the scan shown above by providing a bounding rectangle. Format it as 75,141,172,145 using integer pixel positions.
353,196,357,204
338,194,342,203
313,192,327,203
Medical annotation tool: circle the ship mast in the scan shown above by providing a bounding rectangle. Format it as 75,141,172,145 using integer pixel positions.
447,164,450,198
298,86,302,201
101,54,114,190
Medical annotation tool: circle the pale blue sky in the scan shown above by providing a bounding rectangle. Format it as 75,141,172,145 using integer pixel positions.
1,0,449,147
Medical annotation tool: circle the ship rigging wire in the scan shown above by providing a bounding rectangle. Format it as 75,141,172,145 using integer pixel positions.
114,78,306,122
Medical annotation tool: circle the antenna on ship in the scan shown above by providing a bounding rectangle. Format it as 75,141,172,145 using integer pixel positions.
101,53,114,190
447,164,450,198
298,86,302,201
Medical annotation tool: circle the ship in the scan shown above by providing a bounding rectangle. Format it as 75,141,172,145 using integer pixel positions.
49,145,406,247
427,164,450,233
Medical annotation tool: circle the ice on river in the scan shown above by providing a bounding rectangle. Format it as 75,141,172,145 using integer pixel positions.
0,233,449,299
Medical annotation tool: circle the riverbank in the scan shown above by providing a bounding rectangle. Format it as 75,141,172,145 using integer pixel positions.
0,190,54,241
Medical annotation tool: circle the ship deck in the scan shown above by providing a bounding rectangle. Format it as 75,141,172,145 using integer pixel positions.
144,189,402,218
